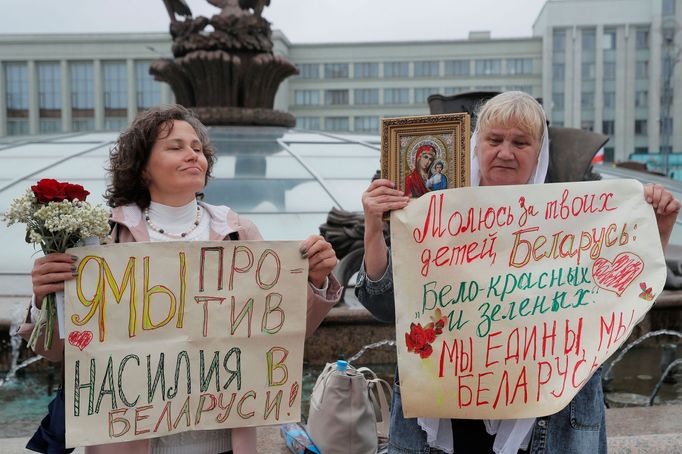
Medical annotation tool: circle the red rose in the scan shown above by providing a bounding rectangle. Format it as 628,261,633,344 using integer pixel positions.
63,183,89,201
405,323,436,359
31,179,67,203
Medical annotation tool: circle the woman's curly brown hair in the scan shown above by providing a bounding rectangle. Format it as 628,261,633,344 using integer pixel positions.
105,104,216,209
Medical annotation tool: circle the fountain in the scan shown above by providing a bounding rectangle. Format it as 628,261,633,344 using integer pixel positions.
152,0,298,127
0,306,42,388
602,330,682,407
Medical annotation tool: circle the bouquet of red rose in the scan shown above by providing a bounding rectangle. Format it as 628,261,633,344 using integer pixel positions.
2,179,110,350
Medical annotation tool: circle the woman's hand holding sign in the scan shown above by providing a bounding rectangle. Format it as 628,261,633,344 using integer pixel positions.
643,183,681,250
300,235,337,289
361,179,409,280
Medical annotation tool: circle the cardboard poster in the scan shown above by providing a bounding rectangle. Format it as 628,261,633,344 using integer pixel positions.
64,241,307,447
391,179,666,419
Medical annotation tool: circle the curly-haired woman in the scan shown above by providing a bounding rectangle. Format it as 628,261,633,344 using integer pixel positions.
21,104,341,454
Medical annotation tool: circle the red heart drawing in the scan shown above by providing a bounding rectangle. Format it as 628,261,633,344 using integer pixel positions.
68,330,94,351
592,252,644,296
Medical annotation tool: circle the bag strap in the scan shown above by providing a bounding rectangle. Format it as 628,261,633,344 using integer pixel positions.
367,377,392,440
356,366,377,380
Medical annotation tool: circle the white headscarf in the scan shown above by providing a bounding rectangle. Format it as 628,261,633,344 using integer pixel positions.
418,113,550,454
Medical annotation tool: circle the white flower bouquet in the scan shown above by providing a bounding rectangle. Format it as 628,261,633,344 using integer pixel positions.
2,179,110,349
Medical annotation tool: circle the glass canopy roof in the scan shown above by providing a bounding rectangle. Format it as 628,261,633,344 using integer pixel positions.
0,127,381,274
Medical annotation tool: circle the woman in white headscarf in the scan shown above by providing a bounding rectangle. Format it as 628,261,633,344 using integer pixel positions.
356,91,680,453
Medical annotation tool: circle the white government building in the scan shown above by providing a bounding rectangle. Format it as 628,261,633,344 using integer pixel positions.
0,0,680,165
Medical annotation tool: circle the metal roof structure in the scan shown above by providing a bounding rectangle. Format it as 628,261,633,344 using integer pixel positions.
0,127,380,277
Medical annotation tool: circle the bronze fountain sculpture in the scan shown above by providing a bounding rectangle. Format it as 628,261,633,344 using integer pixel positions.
154,0,297,127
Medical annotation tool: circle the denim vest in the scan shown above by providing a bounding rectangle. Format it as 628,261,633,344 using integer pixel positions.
355,260,607,454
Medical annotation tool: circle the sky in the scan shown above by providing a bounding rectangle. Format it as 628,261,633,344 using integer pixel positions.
2,0,547,43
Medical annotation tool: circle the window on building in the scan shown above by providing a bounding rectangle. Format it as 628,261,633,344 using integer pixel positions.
384,61,409,78
475,85,502,92
603,62,616,80
444,60,469,76
553,63,565,80
635,119,648,136
661,85,674,103
384,88,409,104
104,118,127,131
581,121,594,132
414,87,440,104
636,28,650,50
135,61,161,110
582,28,596,52
354,62,379,79
414,61,439,77
603,29,616,50
636,61,649,79
4,63,29,136
324,63,349,79
475,59,501,76
294,90,320,105
103,61,127,130
354,89,379,105
103,61,127,109
663,55,676,77
663,0,676,15
604,148,615,162
70,62,95,109
506,86,532,94
325,116,349,131
5,62,29,113
581,62,595,79
37,62,61,110
634,147,649,154
444,87,469,95
324,89,349,105
661,117,673,135
72,118,95,132
635,90,648,108
604,91,616,108
296,116,320,130
507,58,532,75
39,119,61,134
581,91,594,109
297,63,319,79
553,29,566,52
602,120,615,135
552,93,564,110
354,116,379,132
7,119,29,135
37,62,62,133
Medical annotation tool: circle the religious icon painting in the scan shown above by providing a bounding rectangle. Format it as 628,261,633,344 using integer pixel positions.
381,113,471,200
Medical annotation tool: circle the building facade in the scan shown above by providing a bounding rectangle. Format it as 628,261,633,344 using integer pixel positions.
0,0,680,166
0,33,176,137
287,34,542,133
535,0,682,162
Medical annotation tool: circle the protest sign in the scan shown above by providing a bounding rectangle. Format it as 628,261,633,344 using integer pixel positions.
64,241,307,447
390,179,666,419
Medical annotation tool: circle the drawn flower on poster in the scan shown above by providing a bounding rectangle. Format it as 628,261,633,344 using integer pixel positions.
638,282,655,301
405,309,448,359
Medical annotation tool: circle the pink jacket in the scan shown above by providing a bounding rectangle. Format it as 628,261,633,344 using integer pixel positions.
18,202,342,454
